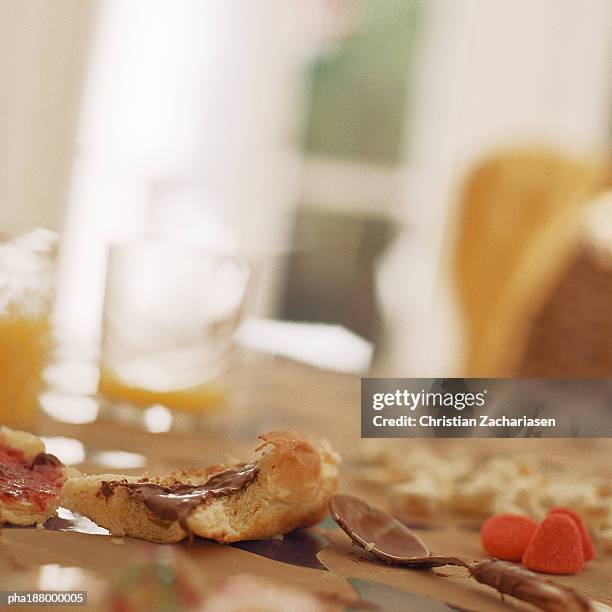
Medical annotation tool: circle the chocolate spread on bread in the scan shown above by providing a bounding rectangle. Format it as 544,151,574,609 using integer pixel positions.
31,453,62,468
100,463,259,536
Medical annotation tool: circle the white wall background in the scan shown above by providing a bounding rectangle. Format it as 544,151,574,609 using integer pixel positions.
0,0,96,235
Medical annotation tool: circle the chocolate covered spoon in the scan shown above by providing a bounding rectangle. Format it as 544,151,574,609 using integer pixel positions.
330,494,470,569
329,494,599,612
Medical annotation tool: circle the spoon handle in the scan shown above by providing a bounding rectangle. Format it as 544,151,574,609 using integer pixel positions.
413,555,472,568
469,558,593,612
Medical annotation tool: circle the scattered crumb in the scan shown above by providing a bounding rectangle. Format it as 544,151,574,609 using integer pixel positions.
36,522,45,530
111,537,125,546
356,440,612,554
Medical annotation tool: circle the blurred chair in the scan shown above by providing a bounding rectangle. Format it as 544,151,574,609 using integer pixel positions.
454,149,604,376
519,193,612,376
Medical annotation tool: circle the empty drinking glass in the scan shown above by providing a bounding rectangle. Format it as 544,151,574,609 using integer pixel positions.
98,240,249,428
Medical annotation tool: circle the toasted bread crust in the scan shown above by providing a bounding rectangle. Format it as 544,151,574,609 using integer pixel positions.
61,431,340,543
0,427,45,458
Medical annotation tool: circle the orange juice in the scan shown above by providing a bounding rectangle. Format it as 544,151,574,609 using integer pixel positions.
0,230,57,427
98,367,226,413
0,313,51,428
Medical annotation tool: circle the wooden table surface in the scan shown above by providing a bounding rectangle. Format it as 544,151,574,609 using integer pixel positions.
2,355,612,610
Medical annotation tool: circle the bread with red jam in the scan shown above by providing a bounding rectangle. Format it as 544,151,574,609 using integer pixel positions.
61,430,339,544
0,427,78,526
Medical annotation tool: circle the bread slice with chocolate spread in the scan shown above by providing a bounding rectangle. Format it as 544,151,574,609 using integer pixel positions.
60,430,339,543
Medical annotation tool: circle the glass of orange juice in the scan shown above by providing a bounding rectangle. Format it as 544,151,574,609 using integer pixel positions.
97,241,249,429
0,230,57,429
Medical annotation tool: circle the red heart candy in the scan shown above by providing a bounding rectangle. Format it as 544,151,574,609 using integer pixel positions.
522,513,584,574
481,514,538,561
548,507,595,561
